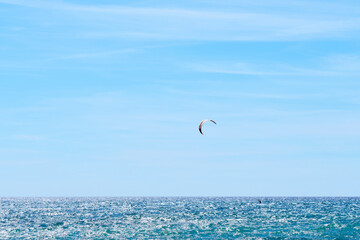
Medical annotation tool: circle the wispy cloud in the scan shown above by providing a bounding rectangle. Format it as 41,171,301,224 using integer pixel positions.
0,159,48,166
12,134,44,141
191,55,360,76
165,88,322,100
52,48,140,60
1,0,359,41
321,54,360,72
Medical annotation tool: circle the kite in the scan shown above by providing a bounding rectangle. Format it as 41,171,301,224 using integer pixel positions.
199,119,216,135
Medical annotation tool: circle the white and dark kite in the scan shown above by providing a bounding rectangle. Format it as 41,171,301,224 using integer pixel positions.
199,119,216,135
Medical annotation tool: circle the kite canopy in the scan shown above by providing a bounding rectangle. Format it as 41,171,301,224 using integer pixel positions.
199,119,216,135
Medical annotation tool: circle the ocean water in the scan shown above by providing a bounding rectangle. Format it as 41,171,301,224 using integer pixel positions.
0,197,359,239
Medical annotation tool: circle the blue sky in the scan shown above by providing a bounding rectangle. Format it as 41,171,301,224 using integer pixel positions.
1,0,359,196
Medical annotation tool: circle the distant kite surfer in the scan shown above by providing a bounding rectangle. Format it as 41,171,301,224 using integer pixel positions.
258,199,262,204
199,119,216,135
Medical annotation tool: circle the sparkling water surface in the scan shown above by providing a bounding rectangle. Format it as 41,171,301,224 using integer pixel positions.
0,197,359,239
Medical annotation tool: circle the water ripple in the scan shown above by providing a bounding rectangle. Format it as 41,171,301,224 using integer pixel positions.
0,197,359,239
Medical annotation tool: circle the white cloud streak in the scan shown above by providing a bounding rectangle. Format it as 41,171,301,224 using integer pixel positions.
52,48,140,60
0,0,359,41
12,134,44,141
165,88,322,100
0,159,49,166
191,55,360,76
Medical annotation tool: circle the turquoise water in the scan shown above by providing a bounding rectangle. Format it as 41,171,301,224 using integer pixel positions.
0,197,359,239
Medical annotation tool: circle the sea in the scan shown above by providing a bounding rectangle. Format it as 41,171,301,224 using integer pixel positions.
0,197,359,239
